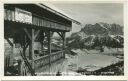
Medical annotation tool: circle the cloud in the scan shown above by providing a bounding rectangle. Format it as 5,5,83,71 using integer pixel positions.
53,3,123,26
51,2,123,37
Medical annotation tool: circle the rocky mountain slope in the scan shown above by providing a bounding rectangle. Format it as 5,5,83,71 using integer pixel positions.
66,22,123,50
80,22,123,35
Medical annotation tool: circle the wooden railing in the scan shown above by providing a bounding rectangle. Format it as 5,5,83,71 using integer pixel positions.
4,9,71,31
50,51,64,62
34,51,64,69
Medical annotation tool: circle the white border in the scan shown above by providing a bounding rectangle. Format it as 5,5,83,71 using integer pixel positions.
0,1,4,77
0,0,128,80
1,76,128,80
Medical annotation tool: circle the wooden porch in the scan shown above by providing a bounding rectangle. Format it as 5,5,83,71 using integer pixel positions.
4,4,80,76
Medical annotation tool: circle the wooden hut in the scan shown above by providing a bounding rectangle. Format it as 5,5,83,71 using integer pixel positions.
4,4,80,76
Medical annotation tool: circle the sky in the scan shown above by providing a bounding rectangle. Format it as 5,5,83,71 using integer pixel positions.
47,2,123,37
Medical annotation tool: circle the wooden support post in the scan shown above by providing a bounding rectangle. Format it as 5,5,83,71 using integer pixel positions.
31,29,35,69
21,29,37,75
29,29,35,69
62,32,66,58
47,31,51,73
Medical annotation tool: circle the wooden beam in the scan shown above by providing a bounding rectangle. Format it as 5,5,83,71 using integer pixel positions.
47,31,51,73
62,32,66,58
34,30,40,39
32,29,35,69
57,32,63,39
23,28,32,40
29,29,35,69
57,31,65,40
5,38,13,47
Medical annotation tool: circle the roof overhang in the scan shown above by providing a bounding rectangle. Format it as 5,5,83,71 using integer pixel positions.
36,4,81,25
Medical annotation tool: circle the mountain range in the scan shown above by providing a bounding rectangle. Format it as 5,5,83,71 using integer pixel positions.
66,22,124,50
80,22,123,35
